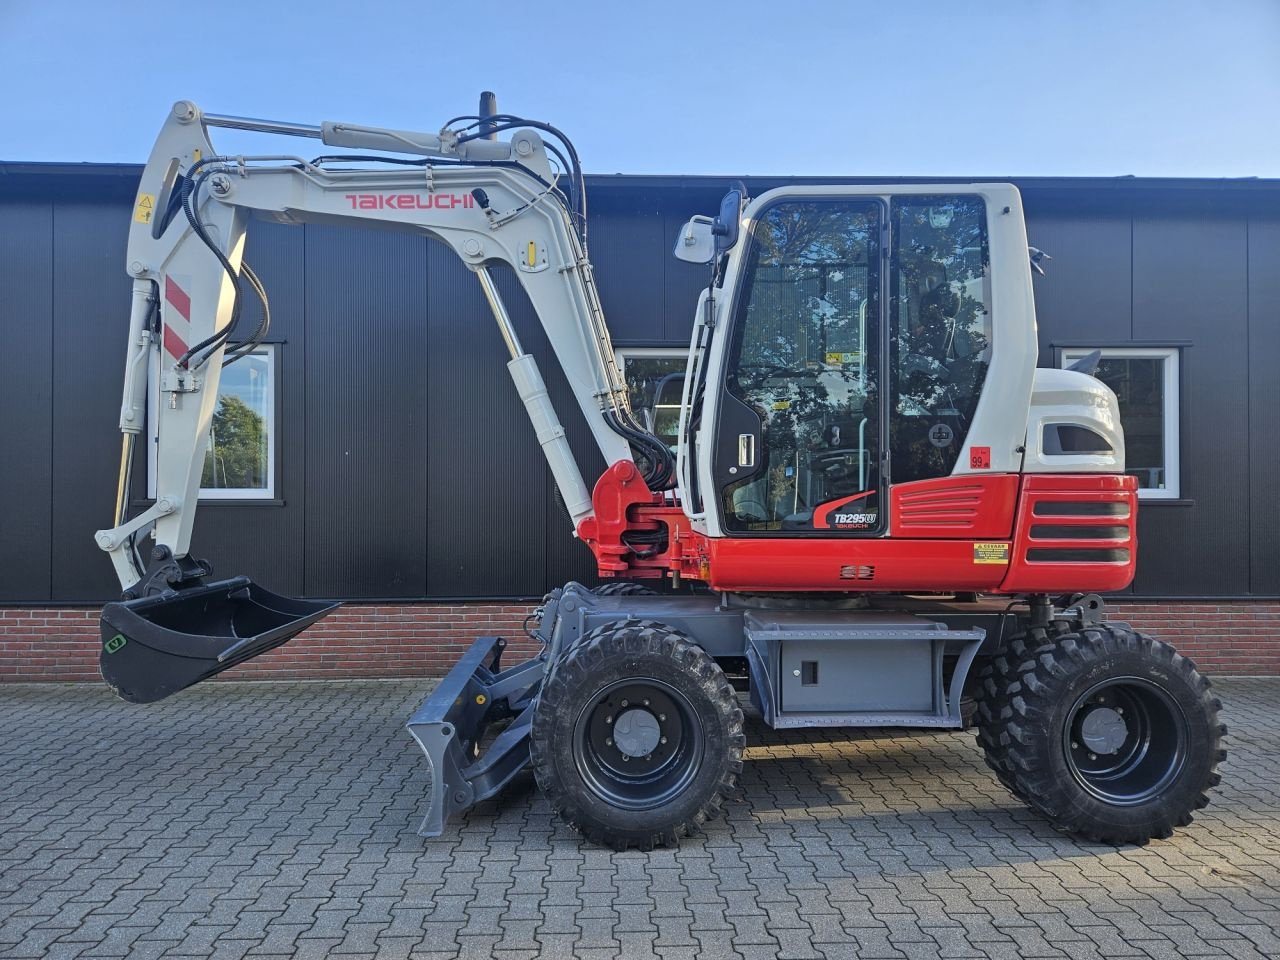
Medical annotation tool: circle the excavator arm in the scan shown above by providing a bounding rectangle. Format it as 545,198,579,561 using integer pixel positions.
97,99,668,595
94,100,682,713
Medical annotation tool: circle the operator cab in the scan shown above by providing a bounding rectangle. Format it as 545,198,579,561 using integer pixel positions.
678,187,997,537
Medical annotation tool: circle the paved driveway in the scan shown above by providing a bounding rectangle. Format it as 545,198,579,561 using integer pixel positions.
1,677,1277,960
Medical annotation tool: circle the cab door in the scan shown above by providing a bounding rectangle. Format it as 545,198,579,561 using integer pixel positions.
714,198,887,536
887,195,994,489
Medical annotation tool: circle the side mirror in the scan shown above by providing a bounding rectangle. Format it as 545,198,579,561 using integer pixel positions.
711,185,746,255
673,215,716,264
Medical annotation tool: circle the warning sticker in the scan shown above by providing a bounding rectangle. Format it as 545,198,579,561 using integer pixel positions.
825,351,862,365
973,542,1010,565
133,192,156,225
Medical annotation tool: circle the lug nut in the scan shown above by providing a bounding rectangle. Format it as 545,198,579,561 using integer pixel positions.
643,699,650,707
606,738,613,747
605,716,612,724
660,737,667,744
1072,742,1079,749
621,699,629,707
1089,753,1098,760
622,755,629,762
659,714,666,722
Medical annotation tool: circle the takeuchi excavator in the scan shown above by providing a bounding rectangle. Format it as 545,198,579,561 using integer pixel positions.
96,96,1225,850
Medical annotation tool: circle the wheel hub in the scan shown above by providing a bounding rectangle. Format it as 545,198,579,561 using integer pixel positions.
1080,706,1129,755
613,708,661,758
572,678,703,811
1063,676,1188,806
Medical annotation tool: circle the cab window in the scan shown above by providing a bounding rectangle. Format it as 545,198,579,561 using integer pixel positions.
721,199,883,533
890,196,991,483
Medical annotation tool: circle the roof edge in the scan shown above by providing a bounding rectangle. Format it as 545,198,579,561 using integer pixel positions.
2,161,1278,193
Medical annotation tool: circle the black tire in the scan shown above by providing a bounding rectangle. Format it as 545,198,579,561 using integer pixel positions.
977,623,1225,843
592,581,659,597
973,629,1057,799
530,619,744,850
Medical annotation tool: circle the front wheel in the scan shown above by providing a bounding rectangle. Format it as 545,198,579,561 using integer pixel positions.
591,581,658,597
977,624,1225,844
530,619,743,850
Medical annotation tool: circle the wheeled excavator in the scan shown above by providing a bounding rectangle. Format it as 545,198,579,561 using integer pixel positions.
95,97,1225,850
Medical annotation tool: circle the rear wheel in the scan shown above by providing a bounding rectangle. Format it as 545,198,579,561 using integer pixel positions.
530,619,743,850
976,624,1225,843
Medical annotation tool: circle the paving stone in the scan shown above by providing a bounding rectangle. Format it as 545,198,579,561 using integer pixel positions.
0,677,1275,960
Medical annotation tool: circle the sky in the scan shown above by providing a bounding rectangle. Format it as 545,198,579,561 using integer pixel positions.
2,0,1278,178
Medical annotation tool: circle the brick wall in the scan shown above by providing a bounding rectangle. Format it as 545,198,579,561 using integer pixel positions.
1,599,1277,683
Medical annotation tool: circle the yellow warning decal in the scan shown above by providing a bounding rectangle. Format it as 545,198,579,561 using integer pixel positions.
772,400,791,410
973,542,1010,565
825,351,861,365
133,193,156,225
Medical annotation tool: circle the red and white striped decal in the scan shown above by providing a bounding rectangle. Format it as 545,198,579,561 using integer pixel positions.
162,275,192,362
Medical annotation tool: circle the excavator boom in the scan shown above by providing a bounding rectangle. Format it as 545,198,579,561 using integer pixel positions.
96,99,675,704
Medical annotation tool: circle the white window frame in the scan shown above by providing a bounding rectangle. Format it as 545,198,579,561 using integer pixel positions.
148,345,278,501
1059,346,1180,500
615,348,688,446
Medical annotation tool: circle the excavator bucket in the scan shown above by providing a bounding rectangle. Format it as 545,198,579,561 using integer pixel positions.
99,576,340,704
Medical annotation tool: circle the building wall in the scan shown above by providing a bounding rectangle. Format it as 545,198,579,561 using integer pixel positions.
1,167,1278,678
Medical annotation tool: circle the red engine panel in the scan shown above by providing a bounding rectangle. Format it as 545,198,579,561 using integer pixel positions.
700,536,1011,592
579,465,1138,596
889,474,1019,539
999,474,1138,593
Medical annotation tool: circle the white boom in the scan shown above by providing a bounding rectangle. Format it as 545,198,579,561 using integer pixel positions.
96,100,649,592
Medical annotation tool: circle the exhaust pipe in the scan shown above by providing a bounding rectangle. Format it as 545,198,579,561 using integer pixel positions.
478,90,498,140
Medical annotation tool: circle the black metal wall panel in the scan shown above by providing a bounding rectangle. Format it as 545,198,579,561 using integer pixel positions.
188,220,308,597
50,203,133,601
583,194,667,343
302,225,431,598
1022,206,1133,348
423,250,548,597
0,203,54,601
1247,218,1280,595
1131,214,1250,596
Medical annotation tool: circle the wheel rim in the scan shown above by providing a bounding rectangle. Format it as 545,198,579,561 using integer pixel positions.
1062,676,1188,806
572,678,703,811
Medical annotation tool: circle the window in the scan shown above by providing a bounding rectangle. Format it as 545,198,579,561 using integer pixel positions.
149,346,277,500
721,199,882,533
1060,347,1180,499
616,349,686,450
890,195,992,485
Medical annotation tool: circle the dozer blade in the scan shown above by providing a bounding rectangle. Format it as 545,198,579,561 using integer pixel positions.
100,576,340,704
407,636,545,837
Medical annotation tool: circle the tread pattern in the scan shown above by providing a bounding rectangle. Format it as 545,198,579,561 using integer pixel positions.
975,622,1226,844
592,581,659,597
973,621,1069,798
530,619,744,850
